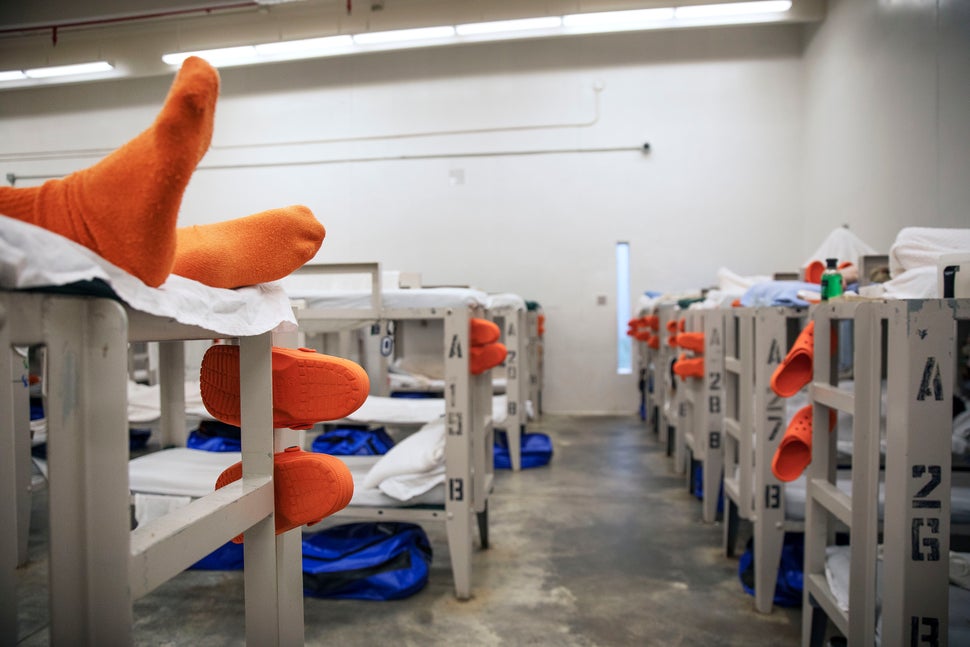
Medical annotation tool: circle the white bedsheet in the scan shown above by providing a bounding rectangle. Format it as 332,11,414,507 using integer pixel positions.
0,215,297,337
127,379,213,423
344,394,508,426
285,285,489,311
128,447,445,517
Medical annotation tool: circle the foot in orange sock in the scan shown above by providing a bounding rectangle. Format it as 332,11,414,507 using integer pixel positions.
215,446,354,543
200,345,370,430
0,57,219,287
470,318,501,346
770,321,815,397
676,331,705,354
470,342,507,375
673,353,704,380
172,206,325,288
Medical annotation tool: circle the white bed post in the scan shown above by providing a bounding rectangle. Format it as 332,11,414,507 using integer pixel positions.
157,340,187,447
701,309,725,524
443,306,474,600
237,333,302,646
722,307,755,556
1,300,24,642
751,306,792,614
32,295,133,645
881,299,961,645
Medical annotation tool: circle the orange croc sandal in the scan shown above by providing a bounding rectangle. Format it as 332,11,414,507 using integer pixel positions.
770,321,815,398
200,345,370,430
470,342,508,375
771,405,837,482
215,446,354,543
470,317,501,346
676,331,705,354
673,353,704,380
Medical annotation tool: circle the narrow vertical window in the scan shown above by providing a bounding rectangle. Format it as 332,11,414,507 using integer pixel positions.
616,241,632,374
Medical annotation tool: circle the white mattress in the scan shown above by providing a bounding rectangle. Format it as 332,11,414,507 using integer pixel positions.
0,215,297,337
486,292,527,310
783,472,970,525
344,394,508,426
825,545,970,644
288,286,489,311
388,368,507,394
127,448,444,516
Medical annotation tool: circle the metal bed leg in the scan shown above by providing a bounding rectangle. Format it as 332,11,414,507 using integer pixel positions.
1,310,21,644
44,297,133,645
723,500,740,558
477,502,489,550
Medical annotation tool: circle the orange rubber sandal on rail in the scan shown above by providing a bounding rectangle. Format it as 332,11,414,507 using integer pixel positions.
200,345,370,430
470,317,501,346
470,342,508,375
215,446,354,543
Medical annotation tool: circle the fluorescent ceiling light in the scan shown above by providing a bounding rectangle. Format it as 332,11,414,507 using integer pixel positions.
0,70,28,81
254,35,353,56
562,8,676,29
676,1,792,18
456,17,562,36
162,46,258,67
23,61,114,79
352,25,456,45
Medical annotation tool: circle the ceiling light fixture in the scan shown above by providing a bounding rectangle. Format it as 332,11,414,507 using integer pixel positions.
562,8,676,31
456,17,563,36
675,1,793,18
23,61,114,79
352,25,456,45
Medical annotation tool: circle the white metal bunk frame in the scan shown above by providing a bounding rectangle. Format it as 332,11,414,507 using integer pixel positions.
802,298,968,646
638,321,660,437
526,307,544,419
722,305,809,614
0,290,302,646
289,262,494,600
681,308,726,524
488,299,529,471
656,303,681,461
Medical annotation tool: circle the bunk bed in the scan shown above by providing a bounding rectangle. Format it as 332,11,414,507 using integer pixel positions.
1,216,303,645
283,263,495,600
655,302,682,461
721,305,811,613
525,301,544,419
485,293,530,471
802,298,970,646
680,307,726,524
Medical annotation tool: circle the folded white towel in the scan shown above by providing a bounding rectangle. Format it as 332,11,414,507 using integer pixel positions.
362,418,446,493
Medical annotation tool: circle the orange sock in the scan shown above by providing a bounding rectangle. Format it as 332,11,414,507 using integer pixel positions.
172,206,325,288
470,342,507,375
215,446,354,543
0,57,218,288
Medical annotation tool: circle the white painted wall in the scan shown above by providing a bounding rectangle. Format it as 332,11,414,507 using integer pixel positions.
1,0,967,413
800,0,970,252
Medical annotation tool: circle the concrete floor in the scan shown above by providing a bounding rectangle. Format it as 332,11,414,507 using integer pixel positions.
15,414,802,646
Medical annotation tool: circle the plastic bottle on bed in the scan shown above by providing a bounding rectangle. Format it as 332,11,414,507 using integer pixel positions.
820,258,844,301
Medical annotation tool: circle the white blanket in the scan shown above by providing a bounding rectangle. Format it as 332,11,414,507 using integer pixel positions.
889,227,970,276
803,227,877,271
0,215,297,337
362,419,445,500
